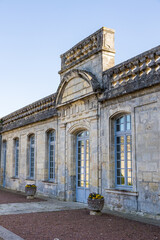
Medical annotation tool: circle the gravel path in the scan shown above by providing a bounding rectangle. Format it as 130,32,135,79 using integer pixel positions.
0,188,44,204
0,209,160,240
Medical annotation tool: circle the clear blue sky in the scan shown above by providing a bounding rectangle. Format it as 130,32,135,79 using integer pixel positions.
0,0,160,117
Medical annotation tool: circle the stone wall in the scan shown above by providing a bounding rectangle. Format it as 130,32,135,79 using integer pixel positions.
100,85,160,214
1,118,58,197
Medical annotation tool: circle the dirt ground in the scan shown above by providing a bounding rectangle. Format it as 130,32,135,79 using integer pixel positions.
0,188,44,204
0,209,160,240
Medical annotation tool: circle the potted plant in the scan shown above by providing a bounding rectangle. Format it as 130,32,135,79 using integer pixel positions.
25,184,37,199
88,192,104,215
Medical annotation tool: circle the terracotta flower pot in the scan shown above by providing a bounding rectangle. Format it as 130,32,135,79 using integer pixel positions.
25,186,37,199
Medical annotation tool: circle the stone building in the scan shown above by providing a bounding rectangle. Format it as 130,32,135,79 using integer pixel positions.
0,27,160,216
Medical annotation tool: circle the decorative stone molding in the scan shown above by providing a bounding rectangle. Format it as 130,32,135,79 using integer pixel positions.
1,108,57,133
105,189,138,197
1,93,56,130
100,45,160,101
67,121,90,135
56,69,101,105
59,27,115,74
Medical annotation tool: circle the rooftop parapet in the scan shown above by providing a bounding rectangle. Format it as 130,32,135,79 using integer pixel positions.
101,45,160,100
59,27,115,74
1,93,56,129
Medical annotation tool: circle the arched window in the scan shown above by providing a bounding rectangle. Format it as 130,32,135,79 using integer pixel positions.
2,141,7,187
29,135,35,179
14,138,19,177
48,131,55,181
115,114,132,189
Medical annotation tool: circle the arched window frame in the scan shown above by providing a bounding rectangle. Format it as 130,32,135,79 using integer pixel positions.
14,138,19,178
115,114,132,189
29,134,35,179
48,130,55,181
2,140,7,187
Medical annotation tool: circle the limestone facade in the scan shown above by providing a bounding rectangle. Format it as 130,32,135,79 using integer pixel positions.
0,27,160,216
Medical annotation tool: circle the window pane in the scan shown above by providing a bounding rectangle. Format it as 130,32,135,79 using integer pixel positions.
121,177,125,185
127,144,131,151
117,169,120,176
117,161,120,168
86,161,89,167
121,136,124,143
120,117,124,124
117,177,120,185
117,152,120,160
128,178,133,186
121,152,124,160
128,169,132,178
117,145,120,152
121,169,125,177
127,115,131,122
117,137,120,144
86,182,89,188
127,122,131,130
116,124,120,131
127,135,131,143
121,145,124,151
78,132,85,137
120,123,124,131
127,152,131,160
127,161,132,168
121,161,124,168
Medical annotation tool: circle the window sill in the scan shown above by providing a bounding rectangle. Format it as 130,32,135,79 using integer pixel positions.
26,178,35,181
42,181,57,185
11,177,19,180
105,189,138,197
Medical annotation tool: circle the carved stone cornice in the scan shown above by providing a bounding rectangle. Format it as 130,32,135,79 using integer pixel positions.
100,45,160,101
59,27,115,74
1,93,56,130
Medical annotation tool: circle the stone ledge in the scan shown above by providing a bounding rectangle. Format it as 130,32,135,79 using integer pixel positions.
101,44,160,102
100,72,160,102
42,181,57,185
1,108,57,133
11,177,19,180
1,93,56,127
105,189,138,196
25,179,35,182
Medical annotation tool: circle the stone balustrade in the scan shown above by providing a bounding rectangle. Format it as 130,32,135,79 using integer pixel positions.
104,45,160,91
1,93,56,126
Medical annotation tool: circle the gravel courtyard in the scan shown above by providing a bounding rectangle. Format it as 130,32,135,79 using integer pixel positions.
0,188,160,240
0,209,160,240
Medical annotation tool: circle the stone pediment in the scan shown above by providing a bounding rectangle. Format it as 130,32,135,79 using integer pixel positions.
56,69,101,105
